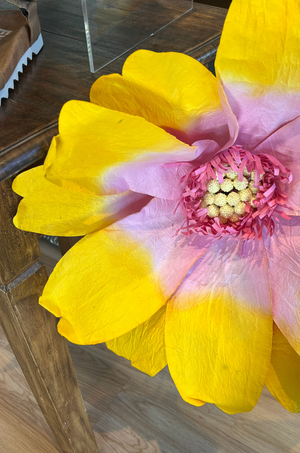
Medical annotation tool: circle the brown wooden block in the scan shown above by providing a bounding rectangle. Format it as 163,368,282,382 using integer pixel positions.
0,263,98,453
0,179,41,285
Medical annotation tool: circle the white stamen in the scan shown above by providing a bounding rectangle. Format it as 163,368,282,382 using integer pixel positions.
207,179,220,194
220,178,234,192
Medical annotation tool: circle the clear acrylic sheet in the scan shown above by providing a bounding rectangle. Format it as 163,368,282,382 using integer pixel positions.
81,0,193,73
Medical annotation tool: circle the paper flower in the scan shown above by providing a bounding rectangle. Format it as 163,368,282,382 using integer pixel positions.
13,0,300,414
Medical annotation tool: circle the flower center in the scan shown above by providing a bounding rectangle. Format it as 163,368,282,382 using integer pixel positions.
179,145,292,240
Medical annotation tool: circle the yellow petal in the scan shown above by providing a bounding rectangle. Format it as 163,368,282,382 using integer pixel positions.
216,0,300,88
90,50,234,145
44,100,197,195
13,166,148,236
107,304,167,377
165,239,273,413
265,323,300,413
39,228,166,345
179,394,205,407
40,196,213,345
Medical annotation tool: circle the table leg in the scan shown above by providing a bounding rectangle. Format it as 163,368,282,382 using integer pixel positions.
0,179,98,453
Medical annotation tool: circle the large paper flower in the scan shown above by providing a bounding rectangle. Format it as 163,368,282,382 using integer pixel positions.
13,0,300,414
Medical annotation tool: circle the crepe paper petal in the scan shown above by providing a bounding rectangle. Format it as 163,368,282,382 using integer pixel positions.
253,116,300,168
216,0,300,150
265,323,300,413
118,198,214,296
40,230,165,344
12,166,151,236
216,80,239,149
107,304,167,377
264,216,300,355
192,86,239,166
165,238,273,414
44,101,199,199
287,166,300,216
40,198,212,344
253,116,300,215
90,50,237,147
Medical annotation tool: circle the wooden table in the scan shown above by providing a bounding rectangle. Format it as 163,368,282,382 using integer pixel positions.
0,2,226,452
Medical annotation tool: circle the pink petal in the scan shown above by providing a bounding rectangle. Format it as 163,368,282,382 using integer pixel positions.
252,116,300,215
220,86,300,151
106,160,194,201
108,138,236,201
252,115,300,167
192,83,239,165
118,197,213,296
264,216,300,355
286,165,300,215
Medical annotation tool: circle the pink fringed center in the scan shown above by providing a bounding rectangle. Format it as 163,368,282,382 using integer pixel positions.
178,145,292,241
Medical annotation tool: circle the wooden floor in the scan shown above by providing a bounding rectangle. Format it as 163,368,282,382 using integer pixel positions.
1,239,300,453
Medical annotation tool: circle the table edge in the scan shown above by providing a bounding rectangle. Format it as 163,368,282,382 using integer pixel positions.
0,33,221,182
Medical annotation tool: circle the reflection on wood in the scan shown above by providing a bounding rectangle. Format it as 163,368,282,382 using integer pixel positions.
0,0,226,156
93,0,146,37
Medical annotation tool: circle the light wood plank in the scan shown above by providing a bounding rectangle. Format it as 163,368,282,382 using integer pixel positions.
0,326,60,453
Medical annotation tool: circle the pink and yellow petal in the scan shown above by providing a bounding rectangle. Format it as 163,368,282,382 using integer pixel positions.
118,198,213,296
91,50,237,147
107,304,167,377
44,101,198,199
40,198,212,345
12,166,149,236
264,217,300,355
265,323,300,413
165,238,273,414
253,116,300,215
216,0,300,149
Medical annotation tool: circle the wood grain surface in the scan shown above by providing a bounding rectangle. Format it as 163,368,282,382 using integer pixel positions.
1,311,300,453
0,179,41,285
0,239,296,453
0,185,97,452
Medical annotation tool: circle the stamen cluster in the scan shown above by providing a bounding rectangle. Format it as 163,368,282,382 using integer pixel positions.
203,167,261,223
179,145,292,240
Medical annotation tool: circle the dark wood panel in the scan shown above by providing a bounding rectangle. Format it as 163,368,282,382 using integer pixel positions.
0,179,41,285
0,1,226,179
0,124,58,183
0,32,222,183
